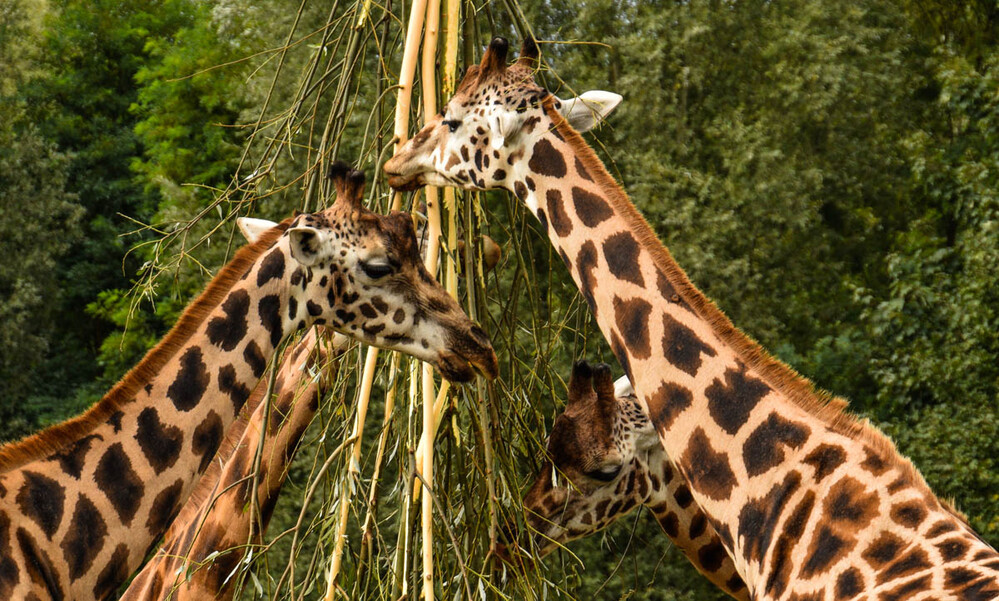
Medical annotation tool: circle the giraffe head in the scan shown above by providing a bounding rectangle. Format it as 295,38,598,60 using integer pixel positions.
384,38,621,193
523,361,660,555
246,162,497,382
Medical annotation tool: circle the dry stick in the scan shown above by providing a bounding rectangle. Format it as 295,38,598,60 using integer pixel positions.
324,345,380,601
417,0,443,599
355,352,401,587
390,0,429,211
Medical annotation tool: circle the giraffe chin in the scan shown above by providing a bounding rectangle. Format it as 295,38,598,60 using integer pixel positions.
386,173,426,192
435,349,498,383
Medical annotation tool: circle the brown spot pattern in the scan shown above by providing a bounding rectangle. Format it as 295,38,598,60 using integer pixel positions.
681,428,737,501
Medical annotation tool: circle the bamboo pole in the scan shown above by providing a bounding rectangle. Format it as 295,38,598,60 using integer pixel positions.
418,0,443,596
391,0,430,212
323,345,379,600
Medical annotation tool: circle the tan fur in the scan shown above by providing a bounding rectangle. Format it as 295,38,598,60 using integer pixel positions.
0,219,292,473
540,96,934,499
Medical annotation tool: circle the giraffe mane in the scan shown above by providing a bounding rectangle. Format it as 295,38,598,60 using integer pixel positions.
539,95,934,495
0,219,293,473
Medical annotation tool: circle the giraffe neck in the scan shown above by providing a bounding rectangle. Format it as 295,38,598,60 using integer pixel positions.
512,101,999,598
0,226,321,600
121,329,332,601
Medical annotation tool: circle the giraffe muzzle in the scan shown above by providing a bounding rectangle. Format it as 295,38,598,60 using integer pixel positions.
437,324,498,382
386,172,426,192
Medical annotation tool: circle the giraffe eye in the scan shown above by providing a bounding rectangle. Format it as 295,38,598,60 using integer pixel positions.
359,260,393,279
586,465,622,483
442,119,460,133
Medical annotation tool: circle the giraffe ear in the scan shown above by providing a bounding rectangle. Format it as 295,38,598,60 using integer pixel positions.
236,217,278,243
288,226,330,267
555,91,622,132
489,111,525,150
613,375,635,400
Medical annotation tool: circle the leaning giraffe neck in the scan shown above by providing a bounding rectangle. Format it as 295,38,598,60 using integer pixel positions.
121,328,336,601
0,221,326,600
513,99,998,598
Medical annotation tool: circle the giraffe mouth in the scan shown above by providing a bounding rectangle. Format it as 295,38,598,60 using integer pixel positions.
386,172,426,192
435,347,499,383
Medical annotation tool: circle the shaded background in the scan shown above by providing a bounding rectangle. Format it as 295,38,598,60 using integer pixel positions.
1,0,997,598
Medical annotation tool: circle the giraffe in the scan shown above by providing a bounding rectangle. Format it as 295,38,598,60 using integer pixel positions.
0,163,497,601
121,325,342,601
519,361,748,600
385,39,999,600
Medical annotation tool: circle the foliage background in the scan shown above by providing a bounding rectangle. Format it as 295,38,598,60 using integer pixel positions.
0,0,997,599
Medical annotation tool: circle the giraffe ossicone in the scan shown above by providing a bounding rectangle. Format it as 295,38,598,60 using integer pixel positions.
0,162,495,601
386,39,999,600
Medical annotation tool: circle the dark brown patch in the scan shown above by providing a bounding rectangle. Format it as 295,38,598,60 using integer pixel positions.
802,443,846,483
659,511,679,537
575,241,600,319
835,567,864,600
95,443,144,526
880,574,932,601
528,138,567,177
766,490,816,597
742,412,811,477
192,411,224,473
207,289,250,351
572,187,613,227
536,208,548,233
681,428,737,501
135,407,183,474
167,346,211,411
705,364,770,435
697,539,728,572
574,156,593,181
645,380,692,432
863,531,905,569
825,476,880,529
861,446,889,475
603,231,644,286
662,313,717,377
16,471,65,539
545,189,573,237
259,294,284,346
93,543,129,600
876,546,932,585
218,364,252,412
48,434,101,479
800,524,851,579
935,537,970,562
61,495,107,580
688,513,706,539
926,520,958,538
17,528,63,601
890,499,928,530
657,270,691,311
0,511,19,596
146,479,185,536
243,340,266,378
673,484,693,508
613,296,652,359
738,471,802,563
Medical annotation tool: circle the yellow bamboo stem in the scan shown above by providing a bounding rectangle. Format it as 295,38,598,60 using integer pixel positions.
412,380,451,490
323,345,379,601
391,0,429,212
418,1,442,599
443,0,460,94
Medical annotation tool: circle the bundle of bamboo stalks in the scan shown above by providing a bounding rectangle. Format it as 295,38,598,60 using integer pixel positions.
131,2,608,599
